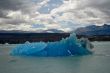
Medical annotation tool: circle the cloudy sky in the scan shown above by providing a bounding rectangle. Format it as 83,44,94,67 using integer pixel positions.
0,0,110,32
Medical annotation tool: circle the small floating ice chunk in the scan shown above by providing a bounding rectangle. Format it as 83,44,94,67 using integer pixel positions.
5,43,9,45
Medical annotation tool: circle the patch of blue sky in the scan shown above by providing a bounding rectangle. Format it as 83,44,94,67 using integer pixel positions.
32,0,42,3
59,20,80,29
31,24,45,28
38,0,63,14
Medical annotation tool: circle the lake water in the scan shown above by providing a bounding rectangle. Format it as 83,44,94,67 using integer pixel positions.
0,42,110,73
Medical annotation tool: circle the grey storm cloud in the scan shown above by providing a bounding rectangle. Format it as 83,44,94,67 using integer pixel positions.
1,18,28,25
86,0,110,17
0,0,37,26
0,0,37,18
0,0,22,10
0,0,35,11
0,10,9,18
0,0,22,18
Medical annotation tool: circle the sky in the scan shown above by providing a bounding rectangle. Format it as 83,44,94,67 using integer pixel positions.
0,0,110,32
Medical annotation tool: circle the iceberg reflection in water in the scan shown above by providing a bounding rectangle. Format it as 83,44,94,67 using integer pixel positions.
10,33,93,57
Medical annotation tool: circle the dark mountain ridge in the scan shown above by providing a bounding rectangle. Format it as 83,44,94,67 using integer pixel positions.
75,24,110,36
0,29,65,33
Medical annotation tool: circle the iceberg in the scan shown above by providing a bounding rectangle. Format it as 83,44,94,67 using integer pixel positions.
10,33,93,57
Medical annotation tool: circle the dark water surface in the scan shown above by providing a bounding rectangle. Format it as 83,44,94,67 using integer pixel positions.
0,42,110,73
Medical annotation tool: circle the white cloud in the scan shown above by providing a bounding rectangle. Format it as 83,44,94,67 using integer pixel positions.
49,0,110,27
39,0,50,6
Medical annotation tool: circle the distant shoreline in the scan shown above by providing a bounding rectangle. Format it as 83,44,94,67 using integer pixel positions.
77,35,110,41
0,33,70,44
0,33,110,44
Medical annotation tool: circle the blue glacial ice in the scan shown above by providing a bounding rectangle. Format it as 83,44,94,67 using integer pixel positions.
10,33,93,57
